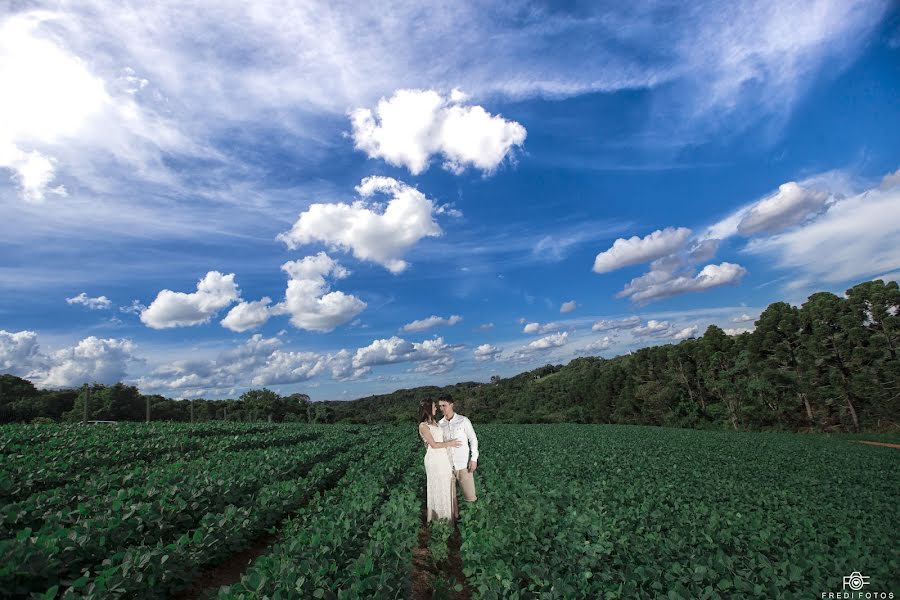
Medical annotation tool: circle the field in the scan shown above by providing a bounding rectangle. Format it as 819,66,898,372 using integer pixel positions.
1,423,897,599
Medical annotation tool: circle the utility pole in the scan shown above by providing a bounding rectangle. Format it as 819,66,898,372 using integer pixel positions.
83,384,91,424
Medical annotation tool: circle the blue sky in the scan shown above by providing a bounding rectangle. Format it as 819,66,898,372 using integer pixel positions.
1,1,899,400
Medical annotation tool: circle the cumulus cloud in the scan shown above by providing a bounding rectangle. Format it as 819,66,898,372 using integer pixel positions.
524,331,569,351
221,297,275,333
401,314,463,333
632,320,672,337
745,184,900,285
523,322,560,334
618,262,747,304
880,167,900,190
736,182,832,235
251,350,327,385
576,336,612,355
593,227,692,273
141,271,240,329
592,316,641,331
477,322,495,330
352,336,454,371
277,177,442,273
42,336,138,387
350,89,526,175
473,343,501,361
276,253,366,333
671,326,699,341
731,313,755,323
1,329,139,387
0,329,44,376
560,300,577,313
724,327,753,336
66,292,112,310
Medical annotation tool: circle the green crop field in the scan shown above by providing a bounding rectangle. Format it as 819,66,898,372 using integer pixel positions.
1,423,897,599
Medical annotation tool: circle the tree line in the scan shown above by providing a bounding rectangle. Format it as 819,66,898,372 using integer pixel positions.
1,279,897,432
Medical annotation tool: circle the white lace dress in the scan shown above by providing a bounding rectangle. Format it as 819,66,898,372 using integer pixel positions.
419,422,456,522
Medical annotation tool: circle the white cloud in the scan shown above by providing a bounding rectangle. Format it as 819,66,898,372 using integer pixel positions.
576,336,612,355
632,320,672,337
592,316,641,331
523,321,560,334
352,335,455,374
524,331,569,351
724,327,753,336
141,271,240,329
736,182,832,235
119,300,147,315
731,313,755,323
277,177,442,273
477,322,495,330
880,167,900,190
0,330,139,387
745,185,900,285
473,343,501,361
350,89,526,175
221,297,274,333
42,336,138,387
560,300,577,313
251,350,327,385
401,314,463,333
276,253,366,333
618,262,747,304
671,326,699,341
593,227,692,273
66,292,112,310
0,329,44,376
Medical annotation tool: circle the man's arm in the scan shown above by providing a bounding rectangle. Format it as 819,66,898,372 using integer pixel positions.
465,417,479,463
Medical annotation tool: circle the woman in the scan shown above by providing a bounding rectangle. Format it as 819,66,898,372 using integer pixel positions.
418,398,462,522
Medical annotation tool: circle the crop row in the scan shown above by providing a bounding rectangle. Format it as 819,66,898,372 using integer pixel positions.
1,434,353,596
49,456,354,599
218,429,421,599
457,424,899,599
0,429,350,537
0,426,336,504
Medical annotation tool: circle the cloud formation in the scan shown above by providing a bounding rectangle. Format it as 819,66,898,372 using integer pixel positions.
592,316,641,331
593,227,692,273
350,89,526,175
352,336,456,374
277,177,442,273
618,262,747,304
221,297,275,333
736,182,831,235
141,272,240,329
560,300,577,313
473,343,501,361
277,253,366,333
66,292,112,310
401,314,463,333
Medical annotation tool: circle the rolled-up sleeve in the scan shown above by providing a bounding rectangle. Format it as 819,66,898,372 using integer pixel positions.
465,417,479,462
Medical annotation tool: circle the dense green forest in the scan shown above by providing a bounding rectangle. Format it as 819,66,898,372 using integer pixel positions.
2,280,897,432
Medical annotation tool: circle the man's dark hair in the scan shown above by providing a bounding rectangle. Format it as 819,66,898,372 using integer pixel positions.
437,393,454,404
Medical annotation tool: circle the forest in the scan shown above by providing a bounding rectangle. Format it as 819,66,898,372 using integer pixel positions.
1,279,897,432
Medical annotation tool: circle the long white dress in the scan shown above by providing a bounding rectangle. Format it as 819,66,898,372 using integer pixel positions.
419,422,456,522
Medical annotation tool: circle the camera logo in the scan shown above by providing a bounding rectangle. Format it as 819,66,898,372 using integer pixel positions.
843,572,870,592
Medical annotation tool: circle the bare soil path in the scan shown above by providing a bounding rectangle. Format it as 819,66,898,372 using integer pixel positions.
851,440,900,449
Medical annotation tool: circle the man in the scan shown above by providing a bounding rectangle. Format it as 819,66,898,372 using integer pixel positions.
437,393,478,502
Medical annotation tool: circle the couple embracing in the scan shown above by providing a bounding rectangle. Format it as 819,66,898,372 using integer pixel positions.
417,394,479,522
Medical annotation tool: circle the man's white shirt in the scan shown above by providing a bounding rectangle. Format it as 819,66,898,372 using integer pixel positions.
438,413,479,470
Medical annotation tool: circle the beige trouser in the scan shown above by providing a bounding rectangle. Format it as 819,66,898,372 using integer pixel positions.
454,468,477,502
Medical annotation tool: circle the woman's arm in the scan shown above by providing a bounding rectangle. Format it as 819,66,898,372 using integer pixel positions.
419,423,461,449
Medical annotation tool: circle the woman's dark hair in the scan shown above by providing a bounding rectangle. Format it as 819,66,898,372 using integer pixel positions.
418,399,435,423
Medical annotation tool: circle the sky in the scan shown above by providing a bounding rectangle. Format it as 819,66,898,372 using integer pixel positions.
1,1,899,401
